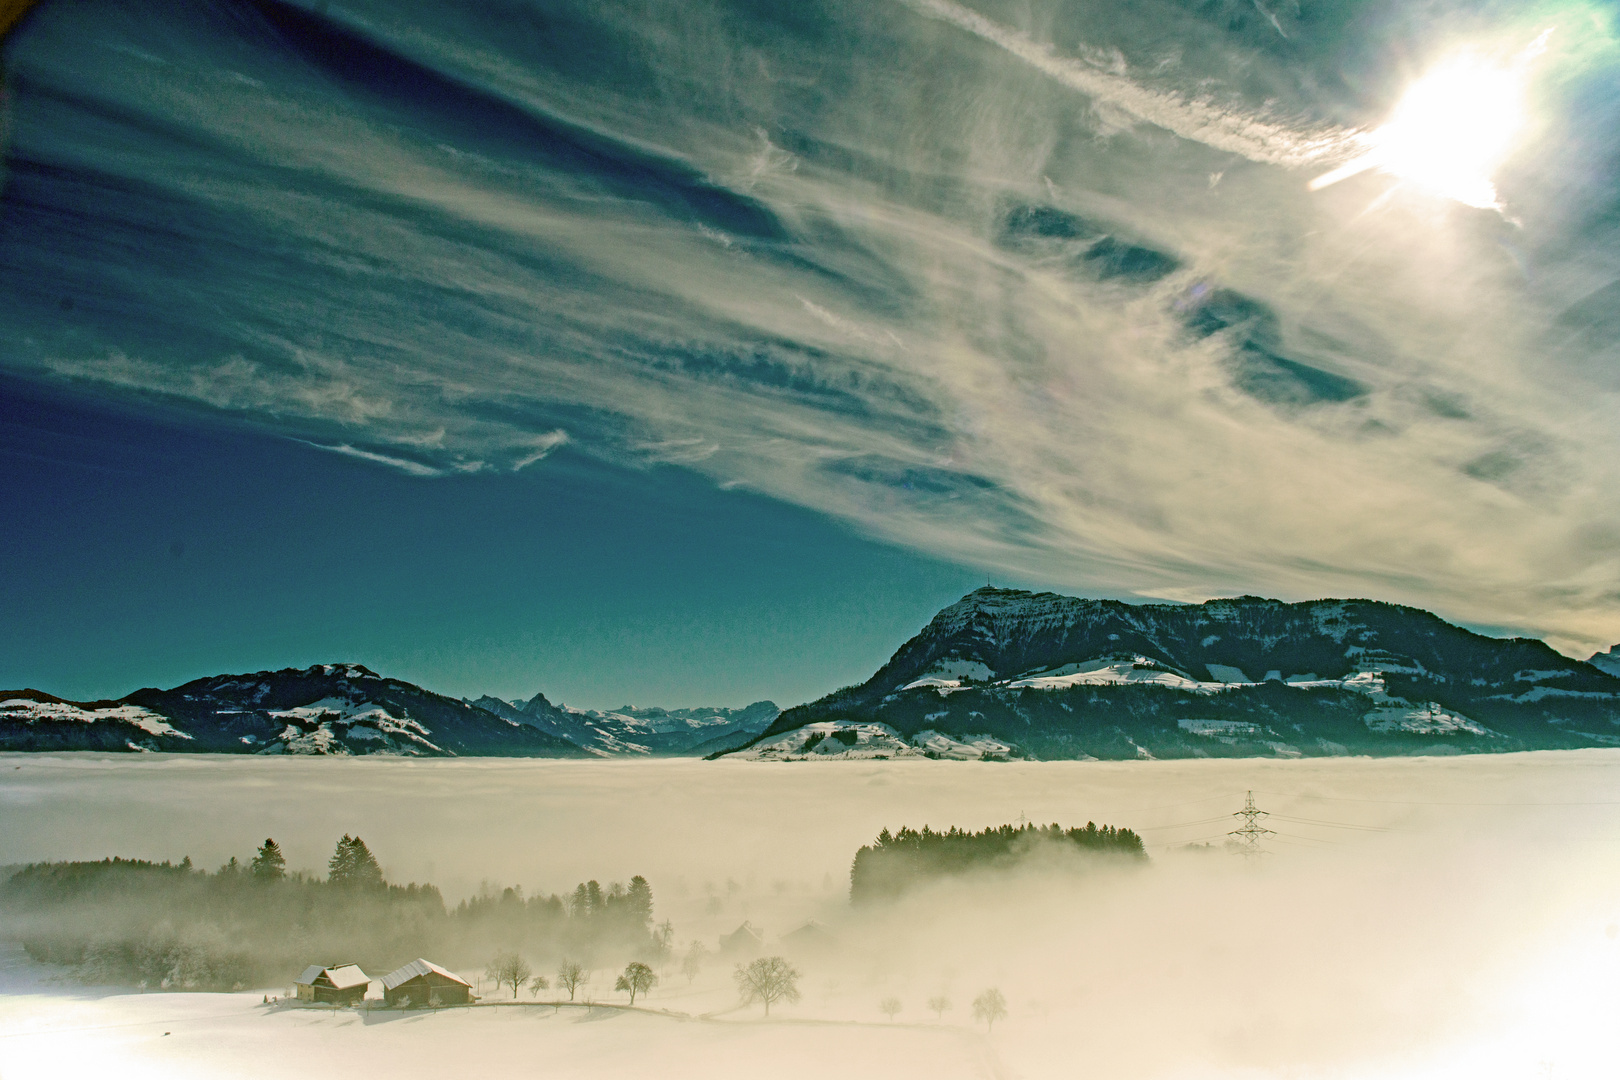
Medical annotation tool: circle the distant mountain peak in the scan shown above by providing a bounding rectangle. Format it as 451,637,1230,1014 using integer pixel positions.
1589,645,1620,678
463,693,780,757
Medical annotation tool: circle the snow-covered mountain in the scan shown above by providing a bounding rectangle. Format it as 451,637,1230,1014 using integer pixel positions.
466,692,778,756
728,587,1620,760
0,661,778,758
1588,645,1620,678
0,664,586,756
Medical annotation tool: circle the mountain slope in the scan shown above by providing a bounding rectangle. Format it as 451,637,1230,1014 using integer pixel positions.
1,664,587,757
730,588,1620,760
468,693,778,756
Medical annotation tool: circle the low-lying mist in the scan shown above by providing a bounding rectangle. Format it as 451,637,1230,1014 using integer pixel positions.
2,751,1618,1079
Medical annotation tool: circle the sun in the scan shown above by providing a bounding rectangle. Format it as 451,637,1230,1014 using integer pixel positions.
1310,32,1551,210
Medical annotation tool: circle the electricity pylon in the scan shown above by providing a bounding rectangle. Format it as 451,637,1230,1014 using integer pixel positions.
1229,790,1274,857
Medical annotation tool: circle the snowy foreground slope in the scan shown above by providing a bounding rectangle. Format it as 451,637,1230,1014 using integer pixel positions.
0,979,997,1080
731,588,1620,760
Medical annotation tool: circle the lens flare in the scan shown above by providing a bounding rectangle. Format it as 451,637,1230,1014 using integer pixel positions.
1310,31,1551,209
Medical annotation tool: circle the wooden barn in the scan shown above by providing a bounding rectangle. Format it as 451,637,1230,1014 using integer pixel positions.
718,920,765,957
781,919,838,955
293,964,370,1005
381,958,473,1007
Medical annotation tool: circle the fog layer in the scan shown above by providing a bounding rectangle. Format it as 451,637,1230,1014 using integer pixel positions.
2,753,1618,1078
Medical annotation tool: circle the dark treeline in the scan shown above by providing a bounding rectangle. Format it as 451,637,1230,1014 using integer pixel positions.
3,837,666,991
850,822,1147,904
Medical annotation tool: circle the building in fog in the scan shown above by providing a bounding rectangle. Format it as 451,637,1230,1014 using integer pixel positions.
781,919,837,955
381,958,473,1007
293,964,370,1005
719,920,765,957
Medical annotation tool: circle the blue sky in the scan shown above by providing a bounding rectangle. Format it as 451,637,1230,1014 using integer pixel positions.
4,0,1620,703
0,373,993,706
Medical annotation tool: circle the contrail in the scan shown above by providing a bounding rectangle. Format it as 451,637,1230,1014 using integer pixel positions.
899,0,1356,169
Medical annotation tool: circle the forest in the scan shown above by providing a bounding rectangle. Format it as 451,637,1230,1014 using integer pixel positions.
849,822,1147,904
3,836,667,991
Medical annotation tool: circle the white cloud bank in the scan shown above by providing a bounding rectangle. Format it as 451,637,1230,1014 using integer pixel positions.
1,752,1618,1080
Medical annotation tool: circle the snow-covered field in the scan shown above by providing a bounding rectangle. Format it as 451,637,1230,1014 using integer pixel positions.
3,751,1619,1079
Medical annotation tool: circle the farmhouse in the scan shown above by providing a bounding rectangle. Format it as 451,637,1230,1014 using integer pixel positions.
381,958,473,1007
718,920,764,957
293,963,370,1005
781,919,837,955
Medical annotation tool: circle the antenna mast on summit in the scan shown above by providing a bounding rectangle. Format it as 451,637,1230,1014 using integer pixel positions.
1229,791,1274,857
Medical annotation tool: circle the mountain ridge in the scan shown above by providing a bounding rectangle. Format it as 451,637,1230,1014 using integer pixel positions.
728,588,1620,760
465,692,778,756
0,664,772,757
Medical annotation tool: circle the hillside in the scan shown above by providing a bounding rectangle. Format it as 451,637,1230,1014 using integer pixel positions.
726,588,1620,760
0,664,586,756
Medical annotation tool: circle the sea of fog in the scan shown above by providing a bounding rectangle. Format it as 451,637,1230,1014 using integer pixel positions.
2,751,1618,1080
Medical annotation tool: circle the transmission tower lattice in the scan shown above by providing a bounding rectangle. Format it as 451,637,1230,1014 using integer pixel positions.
1229,790,1274,857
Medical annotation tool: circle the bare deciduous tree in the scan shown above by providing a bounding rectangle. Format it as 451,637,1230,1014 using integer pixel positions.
557,959,587,1001
614,961,657,1005
927,995,951,1019
485,951,532,999
880,996,902,1021
733,956,801,1017
972,988,1007,1032
528,974,551,998
680,942,707,984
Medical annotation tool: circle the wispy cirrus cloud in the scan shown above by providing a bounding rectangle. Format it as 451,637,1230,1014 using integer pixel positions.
6,0,1620,651
295,440,462,477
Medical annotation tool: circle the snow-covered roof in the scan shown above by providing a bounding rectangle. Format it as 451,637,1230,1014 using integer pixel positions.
324,965,371,990
721,921,764,946
294,964,370,989
783,919,835,941
381,958,470,991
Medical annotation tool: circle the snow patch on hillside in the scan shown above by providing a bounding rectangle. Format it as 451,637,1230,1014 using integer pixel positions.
0,697,191,739
899,659,994,691
1363,704,1488,735
1007,658,1212,693
263,699,446,756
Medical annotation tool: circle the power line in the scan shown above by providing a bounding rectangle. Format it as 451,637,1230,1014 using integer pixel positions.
1136,815,1237,831
1272,815,1391,832
1153,832,1233,846
1108,792,1244,814
1252,789,1620,808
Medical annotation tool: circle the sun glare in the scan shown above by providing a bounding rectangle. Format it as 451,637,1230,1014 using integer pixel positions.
1311,31,1551,209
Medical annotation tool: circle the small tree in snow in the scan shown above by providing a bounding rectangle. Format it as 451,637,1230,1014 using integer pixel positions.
880,996,902,1021
680,942,708,984
528,974,551,998
927,995,951,1020
485,952,532,999
972,988,1007,1032
557,960,587,1001
734,956,801,1017
615,961,657,1005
